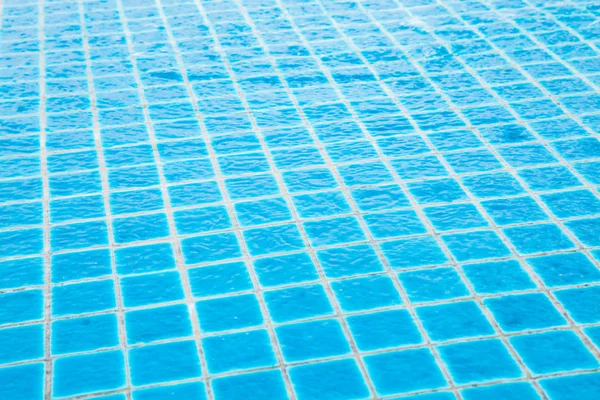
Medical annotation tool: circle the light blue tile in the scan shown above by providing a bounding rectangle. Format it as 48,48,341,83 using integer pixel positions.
332,275,402,312
203,330,276,374
348,309,422,351
212,371,286,400
365,349,447,396
52,314,119,355
438,339,522,384
289,359,370,400
485,293,567,332
276,319,350,362
129,341,202,386
265,284,334,323
196,294,263,332
53,351,125,398
125,305,192,345
511,331,599,375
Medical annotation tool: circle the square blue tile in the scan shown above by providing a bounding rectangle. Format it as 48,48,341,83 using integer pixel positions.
218,152,272,176
481,196,548,225
244,224,305,256
272,146,325,169
0,364,44,400
348,309,422,351
485,293,567,333
399,267,469,303
52,280,116,317
235,198,292,227
526,252,600,287
133,382,206,400
181,232,242,265
424,203,488,232
555,286,600,324
462,260,536,294
303,216,365,247
253,253,319,288
174,205,232,235
282,169,338,193
565,217,600,247
518,165,582,191
51,220,108,251
510,331,598,375
504,223,575,255
292,191,351,219
364,210,426,239
196,294,263,333
332,275,402,312
289,359,370,400
115,243,175,275
350,184,411,211
109,165,160,190
113,213,170,244
0,257,43,290
462,172,525,198
212,371,287,400
125,305,192,345
168,181,222,207
438,339,522,384
110,189,164,215
188,261,253,297
382,236,449,269
0,325,44,364
443,230,510,261
540,373,600,400
52,314,119,355
264,284,333,323
417,301,494,341
498,144,557,167
129,341,202,386
365,349,447,396
203,330,277,374
120,271,184,308
0,289,43,325
317,244,384,278
407,178,468,204
392,155,448,180
542,190,600,219
462,382,541,400
53,351,125,398
574,161,600,185
552,138,600,161
50,195,105,223
276,319,350,362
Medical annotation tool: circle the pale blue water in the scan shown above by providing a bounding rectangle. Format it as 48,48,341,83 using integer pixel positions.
1,0,600,399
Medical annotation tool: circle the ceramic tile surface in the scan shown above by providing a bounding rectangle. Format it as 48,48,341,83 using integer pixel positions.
2,0,600,398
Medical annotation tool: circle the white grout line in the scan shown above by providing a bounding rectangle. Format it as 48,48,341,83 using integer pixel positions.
37,0,53,397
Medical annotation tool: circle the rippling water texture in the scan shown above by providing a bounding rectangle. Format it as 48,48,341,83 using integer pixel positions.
2,0,600,399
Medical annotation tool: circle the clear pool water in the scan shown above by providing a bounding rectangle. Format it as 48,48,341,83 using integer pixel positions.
2,0,600,399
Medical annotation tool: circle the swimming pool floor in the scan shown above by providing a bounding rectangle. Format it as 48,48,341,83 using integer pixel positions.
2,0,600,398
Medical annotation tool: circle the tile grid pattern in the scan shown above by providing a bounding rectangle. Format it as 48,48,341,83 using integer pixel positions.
270,2,465,398
2,0,600,399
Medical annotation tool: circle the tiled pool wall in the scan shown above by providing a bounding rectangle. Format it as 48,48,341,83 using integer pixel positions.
2,0,600,399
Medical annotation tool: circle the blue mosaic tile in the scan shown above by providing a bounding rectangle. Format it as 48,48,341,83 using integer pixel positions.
129,341,202,386
289,359,369,400
3,0,600,397
438,339,522,385
365,349,447,396
511,331,599,376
